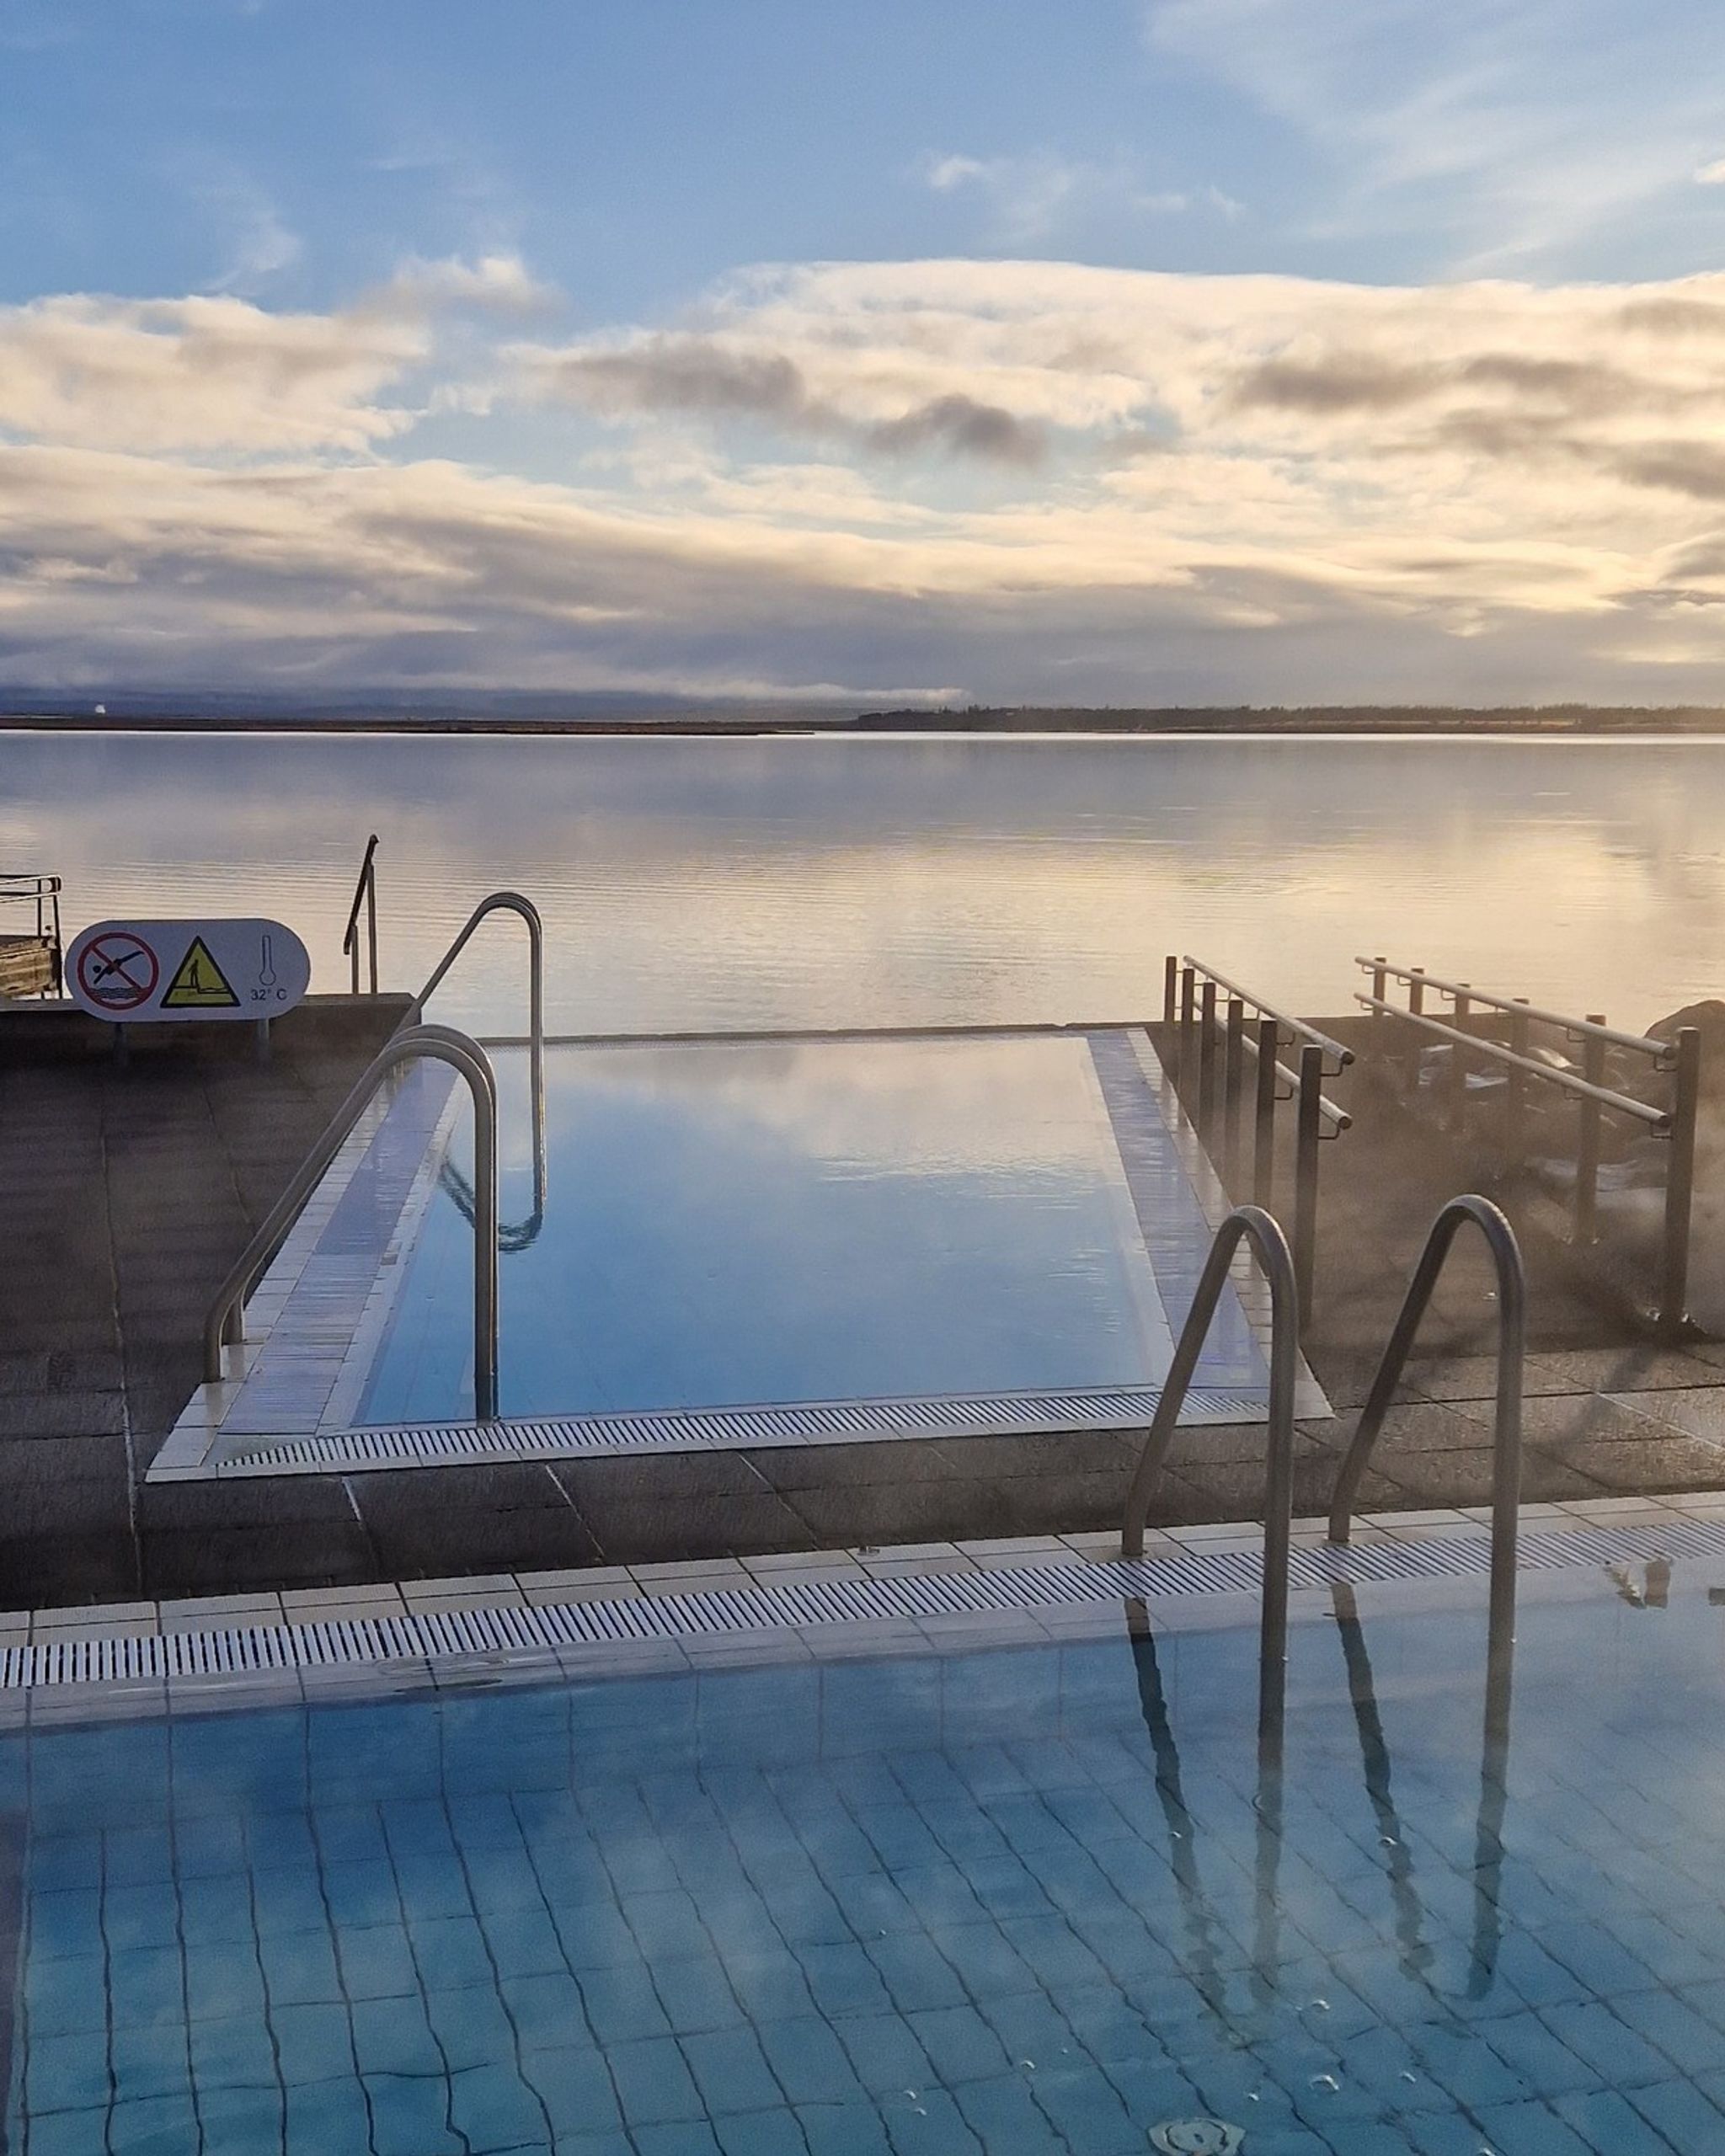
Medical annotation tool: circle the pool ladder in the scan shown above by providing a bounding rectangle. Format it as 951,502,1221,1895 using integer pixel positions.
1122,1193,1527,1767
202,892,548,1422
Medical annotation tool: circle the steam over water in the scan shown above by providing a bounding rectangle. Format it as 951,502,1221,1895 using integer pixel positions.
3,729,1721,1037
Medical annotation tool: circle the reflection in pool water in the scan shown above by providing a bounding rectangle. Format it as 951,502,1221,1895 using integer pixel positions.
8,1557,1725,2153
360,1034,1228,1425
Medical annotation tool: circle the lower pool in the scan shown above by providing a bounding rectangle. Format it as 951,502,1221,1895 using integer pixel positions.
10,1559,1725,2153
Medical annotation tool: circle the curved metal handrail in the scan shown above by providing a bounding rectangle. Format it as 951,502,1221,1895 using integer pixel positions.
1122,1204,1301,1764
202,1024,500,1420
1328,1195,1525,1646
342,834,380,995
407,892,545,1214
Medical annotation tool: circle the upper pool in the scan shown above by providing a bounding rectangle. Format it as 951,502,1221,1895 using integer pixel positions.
356,1030,1258,1430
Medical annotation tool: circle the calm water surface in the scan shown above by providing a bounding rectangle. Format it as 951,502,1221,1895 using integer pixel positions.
3,729,1722,1034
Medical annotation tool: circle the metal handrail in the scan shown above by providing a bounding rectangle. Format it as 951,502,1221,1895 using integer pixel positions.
1122,1204,1300,1764
1354,995,1669,1128
406,892,546,1217
1166,961,1350,1323
1236,1020,1352,1133
1328,1196,1525,1650
1358,977,1700,1334
342,834,380,995
202,1024,500,1419
1357,958,1670,1061
1179,957,1354,1070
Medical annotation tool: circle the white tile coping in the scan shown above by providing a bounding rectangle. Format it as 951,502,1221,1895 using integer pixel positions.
9,1491,1725,1650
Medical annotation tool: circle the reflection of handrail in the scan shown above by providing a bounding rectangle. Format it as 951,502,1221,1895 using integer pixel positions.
1328,1196,1525,1655
1121,1203,1300,1765
1329,1576,1513,2001
1330,1581,1433,1978
406,891,545,1211
202,1025,499,1419
342,834,380,995
1123,1601,1231,2021
440,1155,542,1254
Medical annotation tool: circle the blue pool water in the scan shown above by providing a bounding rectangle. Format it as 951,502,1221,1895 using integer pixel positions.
11,1562,1725,2152
359,1033,1250,1427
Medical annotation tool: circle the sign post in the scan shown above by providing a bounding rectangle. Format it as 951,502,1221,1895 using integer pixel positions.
67,921,312,1055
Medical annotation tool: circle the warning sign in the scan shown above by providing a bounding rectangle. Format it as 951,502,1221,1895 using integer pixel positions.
75,930,159,1012
161,937,239,1010
66,918,312,1024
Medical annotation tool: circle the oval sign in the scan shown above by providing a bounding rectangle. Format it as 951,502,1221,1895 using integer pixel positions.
67,919,312,1023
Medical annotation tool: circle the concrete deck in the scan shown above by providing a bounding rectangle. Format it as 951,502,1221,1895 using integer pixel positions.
4,999,1725,1609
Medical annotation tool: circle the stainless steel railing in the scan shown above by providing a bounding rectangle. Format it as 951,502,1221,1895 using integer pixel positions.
1122,1203,1301,1768
342,835,380,995
1328,1194,1525,1654
407,892,545,1221
1162,958,1352,1326
202,1024,500,1418
1356,958,1699,1337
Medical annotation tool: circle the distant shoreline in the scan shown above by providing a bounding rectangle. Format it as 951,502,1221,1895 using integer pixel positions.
5,702,1725,738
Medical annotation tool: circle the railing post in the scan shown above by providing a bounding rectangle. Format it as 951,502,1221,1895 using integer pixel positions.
1504,999,1530,1162
1253,1016,1279,1209
366,862,379,995
1449,985,1471,1124
1162,955,1179,1027
1198,978,1218,1133
1223,995,1246,1182
1575,1017,1605,1245
1294,1043,1322,1328
1370,956,1387,1027
1178,964,1196,1088
1659,1027,1701,1340
1407,968,1425,1018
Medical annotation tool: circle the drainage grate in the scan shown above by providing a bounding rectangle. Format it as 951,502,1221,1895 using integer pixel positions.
11,1516,1725,1693
201,1385,1274,1476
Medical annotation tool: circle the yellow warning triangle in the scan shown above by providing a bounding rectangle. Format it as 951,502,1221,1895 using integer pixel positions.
162,936,240,1009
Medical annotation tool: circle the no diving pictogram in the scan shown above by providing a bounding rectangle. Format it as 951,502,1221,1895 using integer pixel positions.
75,931,159,1012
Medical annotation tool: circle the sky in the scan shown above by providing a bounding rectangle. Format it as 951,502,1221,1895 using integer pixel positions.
8,0,1725,707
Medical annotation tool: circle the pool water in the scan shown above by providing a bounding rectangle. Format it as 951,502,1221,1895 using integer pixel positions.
360,1032,1255,1428
12,1562,1725,2153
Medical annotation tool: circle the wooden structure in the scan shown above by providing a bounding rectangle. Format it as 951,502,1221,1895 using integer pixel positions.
0,874,63,999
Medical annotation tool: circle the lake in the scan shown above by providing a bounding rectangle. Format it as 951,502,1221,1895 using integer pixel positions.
3,729,1722,1037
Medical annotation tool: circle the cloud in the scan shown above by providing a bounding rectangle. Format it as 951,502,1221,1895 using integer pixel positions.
0,295,423,453
1147,0,1725,269
12,256,1725,701
1696,157,1725,184
521,331,1047,467
921,148,1238,243
0,254,547,455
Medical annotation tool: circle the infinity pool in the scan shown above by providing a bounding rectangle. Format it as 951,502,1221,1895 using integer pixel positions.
355,1031,1261,1431
10,1561,1725,2153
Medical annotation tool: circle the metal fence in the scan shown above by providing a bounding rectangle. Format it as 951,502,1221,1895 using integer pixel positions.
1356,957,1701,1338
1161,957,1353,1324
